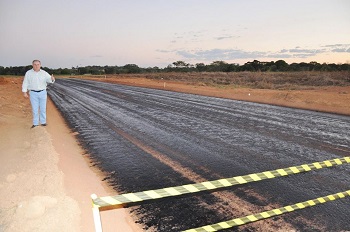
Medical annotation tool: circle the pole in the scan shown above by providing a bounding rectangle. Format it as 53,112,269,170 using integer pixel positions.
91,194,103,232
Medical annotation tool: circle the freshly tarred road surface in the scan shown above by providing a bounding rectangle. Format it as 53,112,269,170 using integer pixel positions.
49,78,350,232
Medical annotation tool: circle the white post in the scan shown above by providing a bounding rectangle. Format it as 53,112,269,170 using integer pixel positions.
91,194,103,232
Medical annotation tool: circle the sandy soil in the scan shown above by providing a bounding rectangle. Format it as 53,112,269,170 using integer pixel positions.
0,77,142,232
0,76,349,232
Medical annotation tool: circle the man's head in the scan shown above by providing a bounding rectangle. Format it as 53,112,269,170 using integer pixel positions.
32,60,41,72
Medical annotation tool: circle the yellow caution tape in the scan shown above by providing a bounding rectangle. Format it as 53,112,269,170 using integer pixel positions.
92,156,350,208
183,189,350,232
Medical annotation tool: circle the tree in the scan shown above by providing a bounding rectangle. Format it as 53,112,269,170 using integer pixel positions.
104,66,117,74
298,62,309,71
150,66,160,73
340,63,350,71
78,67,88,75
0,60,349,75
195,63,207,72
61,68,71,75
123,64,141,73
241,62,255,71
289,63,301,71
268,64,278,72
327,63,339,71
209,61,230,72
309,61,322,71
227,63,239,72
172,61,189,68
246,60,263,71
275,60,289,71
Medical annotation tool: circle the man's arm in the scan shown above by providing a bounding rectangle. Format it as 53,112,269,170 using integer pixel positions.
22,74,29,98
45,72,55,83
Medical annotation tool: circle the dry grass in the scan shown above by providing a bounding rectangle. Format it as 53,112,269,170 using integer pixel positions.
85,71,350,90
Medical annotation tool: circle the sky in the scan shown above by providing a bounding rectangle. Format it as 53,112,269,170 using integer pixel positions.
0,0,349,68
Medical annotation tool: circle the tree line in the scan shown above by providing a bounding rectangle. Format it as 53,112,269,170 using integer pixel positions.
1,60,349,76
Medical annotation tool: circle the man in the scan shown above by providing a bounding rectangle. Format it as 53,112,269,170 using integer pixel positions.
22,60,55,128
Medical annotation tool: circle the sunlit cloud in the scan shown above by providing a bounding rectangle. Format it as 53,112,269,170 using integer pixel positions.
215,35,239,40
166,43,350,61
323,44,350,48
176,50,198,59
286,48,325,54
331,48,350,53
175,49,266,60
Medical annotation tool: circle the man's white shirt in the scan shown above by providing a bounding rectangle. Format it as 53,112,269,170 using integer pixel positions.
22,69,54,92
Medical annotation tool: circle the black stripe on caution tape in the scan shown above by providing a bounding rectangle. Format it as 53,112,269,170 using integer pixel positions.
92,156,350,208
183,189,350,232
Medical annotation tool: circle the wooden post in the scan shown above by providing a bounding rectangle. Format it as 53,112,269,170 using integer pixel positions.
91,194,103,232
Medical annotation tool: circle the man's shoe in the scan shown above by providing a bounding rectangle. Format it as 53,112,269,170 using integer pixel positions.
41,123,47,126
31,125,38,129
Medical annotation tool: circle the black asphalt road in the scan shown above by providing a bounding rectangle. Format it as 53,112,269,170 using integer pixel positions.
48,78,350,231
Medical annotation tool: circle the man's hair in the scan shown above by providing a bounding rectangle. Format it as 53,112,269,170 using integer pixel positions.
32,60,41,64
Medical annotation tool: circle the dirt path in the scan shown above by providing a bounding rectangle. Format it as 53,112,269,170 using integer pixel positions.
0,77,141,232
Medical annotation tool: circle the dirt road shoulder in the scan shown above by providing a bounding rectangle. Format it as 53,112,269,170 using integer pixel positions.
0,77,141,232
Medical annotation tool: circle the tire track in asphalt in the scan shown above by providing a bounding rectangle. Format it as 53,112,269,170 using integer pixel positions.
48,78,350,231
95,105,301,231
54,79,297,230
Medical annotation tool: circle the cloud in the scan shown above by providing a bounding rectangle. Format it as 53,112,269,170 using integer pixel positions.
288,48,324,54
169,43,350,61
171,30,209,44
332,48,350,53
266,53,292,58
292,53,315,58
323,44,350,48
91,55,103,58
156,49,173,53
176,49,267,61
280,48,326,54
177,50,198,59
215,35,239,40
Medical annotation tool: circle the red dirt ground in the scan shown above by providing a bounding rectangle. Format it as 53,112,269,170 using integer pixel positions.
1,75,349,231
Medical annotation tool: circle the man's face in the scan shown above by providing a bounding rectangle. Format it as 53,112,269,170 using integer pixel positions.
33,61,41,71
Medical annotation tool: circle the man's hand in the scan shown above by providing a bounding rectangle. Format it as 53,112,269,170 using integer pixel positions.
23,92,28,98
51,74,55,82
